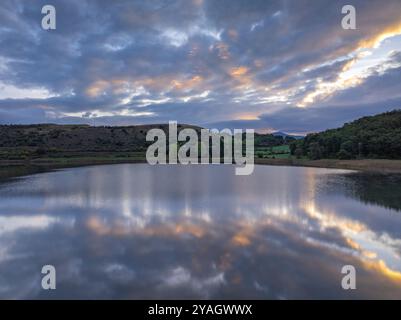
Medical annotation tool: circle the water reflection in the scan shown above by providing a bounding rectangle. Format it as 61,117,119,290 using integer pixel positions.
323,172,401,211
1,164,401,299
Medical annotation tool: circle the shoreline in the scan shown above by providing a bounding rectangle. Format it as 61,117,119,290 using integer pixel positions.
0,157,146,180
2,157,401,180
255,158,401,173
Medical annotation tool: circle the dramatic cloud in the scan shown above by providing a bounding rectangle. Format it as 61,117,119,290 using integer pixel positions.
0,0,401,132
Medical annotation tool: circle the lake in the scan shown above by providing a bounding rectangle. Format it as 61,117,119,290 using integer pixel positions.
1,163,401,299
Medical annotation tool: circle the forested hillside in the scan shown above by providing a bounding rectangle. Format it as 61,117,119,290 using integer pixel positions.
0,124,201,160
290,110,401,160
0,123,288,160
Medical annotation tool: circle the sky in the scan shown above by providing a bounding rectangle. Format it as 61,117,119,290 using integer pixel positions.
0,0,401,134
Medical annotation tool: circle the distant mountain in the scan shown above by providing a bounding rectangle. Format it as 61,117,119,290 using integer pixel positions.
272,131,304,140
291,109,401,160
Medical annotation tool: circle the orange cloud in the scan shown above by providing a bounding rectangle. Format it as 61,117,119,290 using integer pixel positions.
171,75,203,90
359,23,401,49
234,112,260,121
230,66,248,77
363,259,401,283
85,80,110,97
231,234,251,246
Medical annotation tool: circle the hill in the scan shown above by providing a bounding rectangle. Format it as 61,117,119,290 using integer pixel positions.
290,110,401,160
272,131,304,140
0,123,201,160
0,123,288,161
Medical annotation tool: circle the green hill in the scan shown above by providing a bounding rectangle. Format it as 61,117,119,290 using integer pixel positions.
0,123,287,161
291,110,401,160
0,123,201,160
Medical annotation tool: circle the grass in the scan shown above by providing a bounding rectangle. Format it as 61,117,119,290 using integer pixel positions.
254,158,401,173
255,145,291,159
294,159,401,173
2,146,401,179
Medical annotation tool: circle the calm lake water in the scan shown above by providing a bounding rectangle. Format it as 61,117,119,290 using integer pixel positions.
1,163,401,299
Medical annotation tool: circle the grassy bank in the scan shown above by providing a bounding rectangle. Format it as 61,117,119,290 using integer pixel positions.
0,156,147,180
255,158,401,173
2,156,401,181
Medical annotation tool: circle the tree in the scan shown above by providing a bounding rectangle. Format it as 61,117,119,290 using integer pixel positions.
309,142,322,160
340,140,354,154
299,110,401,160
337,149,352,159
294,147,303,159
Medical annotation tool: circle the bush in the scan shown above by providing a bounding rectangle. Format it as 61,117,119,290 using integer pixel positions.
308,142,322,160
36,148,47,156
337,149,352,159
294,147,303,159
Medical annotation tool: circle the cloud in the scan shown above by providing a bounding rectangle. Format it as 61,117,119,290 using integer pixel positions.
0,0,401,131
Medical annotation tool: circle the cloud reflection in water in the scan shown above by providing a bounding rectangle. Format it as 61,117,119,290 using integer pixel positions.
1,164,401,299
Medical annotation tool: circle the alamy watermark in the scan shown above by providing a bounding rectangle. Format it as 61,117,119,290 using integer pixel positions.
146,121,255,176
40,4,356,31
41,265,56,290
41,5,56,30
341,5,356,30
341,265,356,290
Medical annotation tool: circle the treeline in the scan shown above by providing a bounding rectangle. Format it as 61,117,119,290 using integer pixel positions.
255,133,295,147
290,110,401,160
0,122,290,160
0,123,201,152
0,123,201,160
